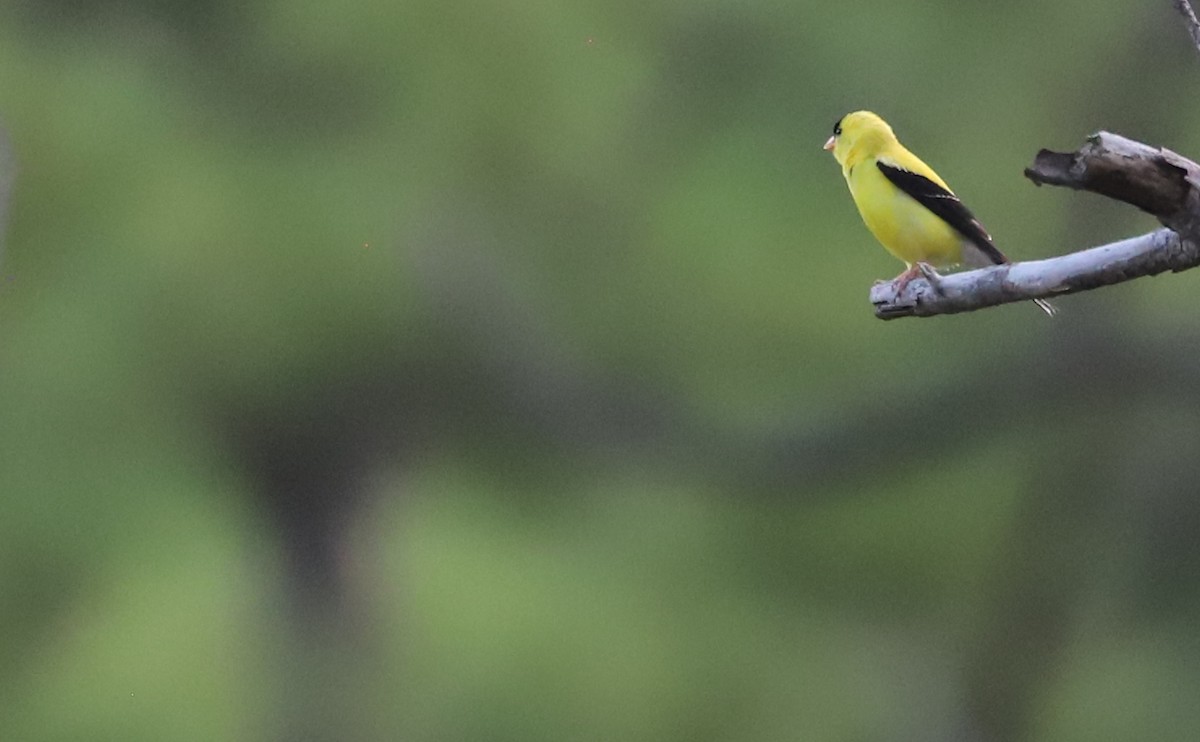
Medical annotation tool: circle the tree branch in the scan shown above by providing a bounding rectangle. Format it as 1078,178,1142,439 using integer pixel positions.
870,132,1200,320
1025,132,1200,239
1176,0,1200,56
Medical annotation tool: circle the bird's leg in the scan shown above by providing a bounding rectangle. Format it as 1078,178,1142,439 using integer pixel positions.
915,262,945,296
892,262,944,296
891,263,922,294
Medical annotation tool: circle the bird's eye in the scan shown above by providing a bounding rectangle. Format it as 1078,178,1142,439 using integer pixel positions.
833,121,842,136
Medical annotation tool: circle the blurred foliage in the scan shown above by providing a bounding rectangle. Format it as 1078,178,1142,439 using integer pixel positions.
2,0,1200,740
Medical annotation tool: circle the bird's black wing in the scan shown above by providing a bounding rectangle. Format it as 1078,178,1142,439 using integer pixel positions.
876,161,1008,265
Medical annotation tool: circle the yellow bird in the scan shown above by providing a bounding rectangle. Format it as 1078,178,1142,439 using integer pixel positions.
825,111,1054,316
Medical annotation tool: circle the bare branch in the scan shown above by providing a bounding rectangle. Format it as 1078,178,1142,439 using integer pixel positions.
1176,0,1200,56
870,132,1200,320
1025,132,1200,241
870,229,1196,319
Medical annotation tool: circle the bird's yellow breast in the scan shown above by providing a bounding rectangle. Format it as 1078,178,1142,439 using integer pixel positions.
846,161,964,267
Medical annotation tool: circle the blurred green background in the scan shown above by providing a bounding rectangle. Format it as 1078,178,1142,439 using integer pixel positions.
3,0,1200,740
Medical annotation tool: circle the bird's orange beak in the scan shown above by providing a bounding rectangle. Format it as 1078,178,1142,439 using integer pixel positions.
823,136,835,151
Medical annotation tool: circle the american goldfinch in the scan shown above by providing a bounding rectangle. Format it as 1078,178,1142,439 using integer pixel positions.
825,110,1054,316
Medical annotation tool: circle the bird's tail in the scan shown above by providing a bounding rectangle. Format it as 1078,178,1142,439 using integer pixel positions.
1033,298,1056,317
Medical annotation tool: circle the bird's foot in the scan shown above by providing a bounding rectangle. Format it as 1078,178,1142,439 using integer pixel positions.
892,264,920,294
915,262,945,296
892,262,944,296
